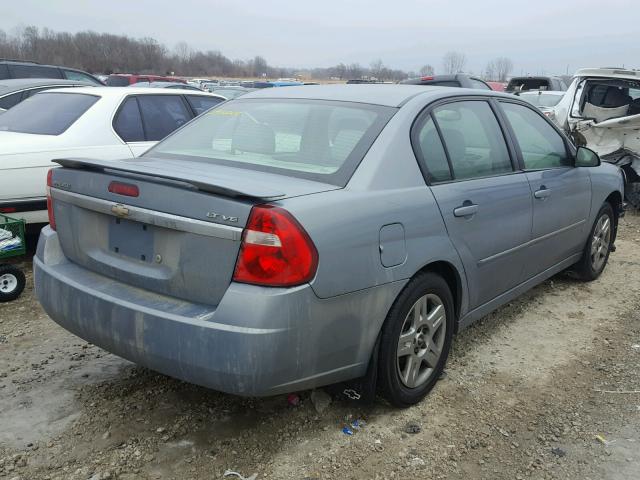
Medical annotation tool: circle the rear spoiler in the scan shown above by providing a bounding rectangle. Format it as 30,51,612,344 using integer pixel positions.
53,157,286,200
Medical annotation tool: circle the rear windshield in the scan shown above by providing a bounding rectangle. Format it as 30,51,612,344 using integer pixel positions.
106,75,130,86
147,99,395,185
0,92,98,135
507,78,551,92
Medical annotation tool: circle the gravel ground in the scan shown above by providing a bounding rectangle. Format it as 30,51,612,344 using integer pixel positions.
1,214,640,480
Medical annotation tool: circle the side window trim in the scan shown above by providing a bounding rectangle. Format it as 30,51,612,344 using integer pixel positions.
136,96,150,142
429,112,455,180
496,98,574,171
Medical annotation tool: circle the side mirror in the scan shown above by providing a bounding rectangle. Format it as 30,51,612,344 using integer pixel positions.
575,146,600,167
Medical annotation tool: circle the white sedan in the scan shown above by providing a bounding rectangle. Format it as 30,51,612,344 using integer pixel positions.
0,87,225,224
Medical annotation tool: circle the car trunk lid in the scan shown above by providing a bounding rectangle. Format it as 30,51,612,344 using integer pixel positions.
49,157,339,306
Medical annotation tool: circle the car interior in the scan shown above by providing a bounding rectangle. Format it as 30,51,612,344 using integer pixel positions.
578,79,640,122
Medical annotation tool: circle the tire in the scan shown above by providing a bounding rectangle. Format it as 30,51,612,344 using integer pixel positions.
0,264,26,303
572,202,614,281
378,272,454,407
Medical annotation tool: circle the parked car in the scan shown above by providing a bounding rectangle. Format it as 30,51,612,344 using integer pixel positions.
518,90,565,121
106,74,186,86
400,74,492,90
553,67,640,207
486,81,506,92
35,85,624,407
0,87,225,224
0,59,103,85
505,76,568,93
0,78,95,112
130,81,203,91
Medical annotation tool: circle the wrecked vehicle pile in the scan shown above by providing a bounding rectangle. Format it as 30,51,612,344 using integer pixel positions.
555,68,640,207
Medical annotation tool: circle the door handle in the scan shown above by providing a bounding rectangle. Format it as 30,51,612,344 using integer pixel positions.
534,186,551,199
453,202,479,217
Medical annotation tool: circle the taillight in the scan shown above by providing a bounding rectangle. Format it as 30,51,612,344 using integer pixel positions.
108,181,139,197
46,168,56,231
233,205,318,287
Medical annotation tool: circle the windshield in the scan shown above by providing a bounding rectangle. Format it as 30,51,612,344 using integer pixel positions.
521,92,564,107
0,92,98,135
147,99,395,185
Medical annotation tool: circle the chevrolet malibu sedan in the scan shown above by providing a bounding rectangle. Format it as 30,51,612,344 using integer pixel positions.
35,85,624,406
0,87,225,224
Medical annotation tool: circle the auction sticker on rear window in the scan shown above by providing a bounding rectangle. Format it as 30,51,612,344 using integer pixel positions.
208,109,241,116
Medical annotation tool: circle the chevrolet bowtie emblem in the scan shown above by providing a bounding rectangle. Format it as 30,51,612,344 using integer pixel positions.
111,204,129,217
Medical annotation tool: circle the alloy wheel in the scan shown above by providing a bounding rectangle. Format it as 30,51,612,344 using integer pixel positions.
396,293,447,388
590,213,611,272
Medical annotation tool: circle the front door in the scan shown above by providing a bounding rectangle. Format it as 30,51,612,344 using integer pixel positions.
499,101,591,277
413,100,533,309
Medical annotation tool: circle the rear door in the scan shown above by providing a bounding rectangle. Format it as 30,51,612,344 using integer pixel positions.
498,100,590,277
413,99,533,308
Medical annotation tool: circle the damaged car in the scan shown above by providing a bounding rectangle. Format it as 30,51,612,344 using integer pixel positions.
554,68,640,207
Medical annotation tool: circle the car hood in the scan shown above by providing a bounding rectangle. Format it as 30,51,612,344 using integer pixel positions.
573,113,640,158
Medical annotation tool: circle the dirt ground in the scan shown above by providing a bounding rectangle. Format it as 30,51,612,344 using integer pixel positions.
1,215,640,480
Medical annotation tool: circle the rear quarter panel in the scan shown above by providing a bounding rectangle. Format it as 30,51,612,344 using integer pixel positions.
280,93,468,314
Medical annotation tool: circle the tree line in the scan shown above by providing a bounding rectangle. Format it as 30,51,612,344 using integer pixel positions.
0,26,513,81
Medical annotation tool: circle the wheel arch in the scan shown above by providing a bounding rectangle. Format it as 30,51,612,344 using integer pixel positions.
415,260,464,332
604,190,623,245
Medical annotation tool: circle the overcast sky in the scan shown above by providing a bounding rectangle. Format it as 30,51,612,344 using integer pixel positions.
2,0,639,75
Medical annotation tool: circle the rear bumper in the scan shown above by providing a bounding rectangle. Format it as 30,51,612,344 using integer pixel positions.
0,197,47,224
34,227,403,396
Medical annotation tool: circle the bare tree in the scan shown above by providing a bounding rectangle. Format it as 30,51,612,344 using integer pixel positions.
369,59,384,79
174,41,193,62
494,57,513,82
484,60,497,81
346,63,363,79
442,51,466,74
419,64,435,76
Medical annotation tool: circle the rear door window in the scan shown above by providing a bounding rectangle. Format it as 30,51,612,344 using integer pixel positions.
500,102,570,169
113,97,145,142
8,64,63,79
431,101,513,180
0,92,98,135
138,95,192,141
186,95,225,115
0,64,9,79
0,91,24,110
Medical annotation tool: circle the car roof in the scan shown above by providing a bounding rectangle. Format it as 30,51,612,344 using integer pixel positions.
237,83,504,107
574,67,640,82
43,86,225,97
0,78,94,94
